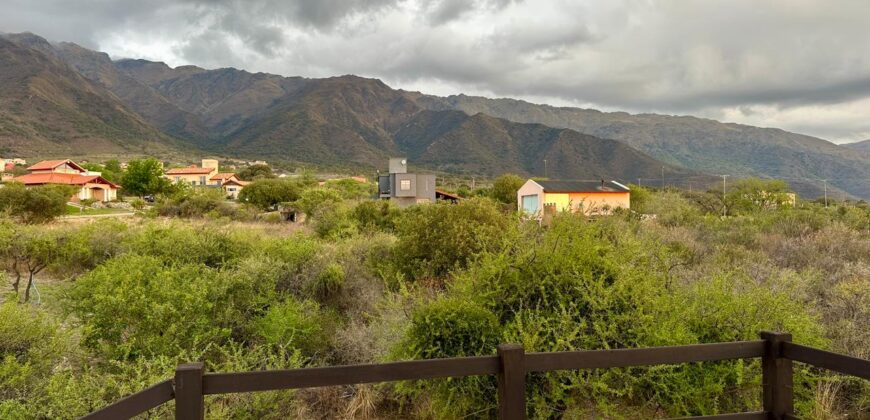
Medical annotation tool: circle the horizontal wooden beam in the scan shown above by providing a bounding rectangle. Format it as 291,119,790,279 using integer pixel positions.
782,342,870,380
202,355,499,394
524,341,766,372
79,380,174,420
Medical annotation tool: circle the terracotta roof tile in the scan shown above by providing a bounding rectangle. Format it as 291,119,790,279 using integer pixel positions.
13,173,119,188
166,167,215,175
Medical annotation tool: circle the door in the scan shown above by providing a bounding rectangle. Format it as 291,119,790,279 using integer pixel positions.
91,188,105,202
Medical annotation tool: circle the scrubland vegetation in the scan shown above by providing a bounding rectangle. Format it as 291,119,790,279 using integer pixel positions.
0,178,868,419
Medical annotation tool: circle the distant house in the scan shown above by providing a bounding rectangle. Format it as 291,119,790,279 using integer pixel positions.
377,158,436,207
165,159,220,186
210,172,239,185
517,179,630,217
13,159,119,202
221,179,249,199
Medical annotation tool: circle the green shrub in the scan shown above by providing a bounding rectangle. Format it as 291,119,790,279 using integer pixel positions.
67,254,275,359
255,298,336,356
393,198,517,278
309,262,345,300
238,178,301,211
311,203,357,239
490,173,525,207
0,302,71,407
352,200,400,232
397,298,501,418
294,188,343,217
0,183,76,223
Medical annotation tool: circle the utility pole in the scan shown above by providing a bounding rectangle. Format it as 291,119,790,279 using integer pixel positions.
543,159,548,178
661,166,665,189
822,179,828,207
722,175,729,217
637,178,641,186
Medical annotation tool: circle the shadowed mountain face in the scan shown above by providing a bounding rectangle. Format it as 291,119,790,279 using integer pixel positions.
1,32,867,198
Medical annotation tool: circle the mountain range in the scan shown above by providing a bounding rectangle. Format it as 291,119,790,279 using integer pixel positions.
0,32,867,199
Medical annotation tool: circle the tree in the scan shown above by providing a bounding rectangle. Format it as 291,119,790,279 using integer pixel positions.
237,178,301,210
121,158,172,197
0,183,76,223
2,226,62,302
237,164,275,181
726,178,794,213
490,174,525,207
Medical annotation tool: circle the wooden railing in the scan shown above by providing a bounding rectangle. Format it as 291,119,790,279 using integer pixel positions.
81,331,870,420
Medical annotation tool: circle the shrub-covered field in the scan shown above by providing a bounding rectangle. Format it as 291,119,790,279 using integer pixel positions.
0,179,868,419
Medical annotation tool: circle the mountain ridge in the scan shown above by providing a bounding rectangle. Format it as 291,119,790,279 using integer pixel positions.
1,32,867,198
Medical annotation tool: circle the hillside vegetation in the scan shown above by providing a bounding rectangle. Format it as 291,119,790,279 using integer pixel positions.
1,180,867,418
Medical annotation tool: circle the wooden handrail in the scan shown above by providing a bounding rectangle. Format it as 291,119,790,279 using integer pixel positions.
202,355,499,394
781,342,870,380
80,380,174,420
524,340,765,372
80,333,870,420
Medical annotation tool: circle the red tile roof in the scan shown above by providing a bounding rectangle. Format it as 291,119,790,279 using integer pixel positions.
27,159,86,172
222,179,250,186
166,167,215,175
13,173,120,188
210,172,237,181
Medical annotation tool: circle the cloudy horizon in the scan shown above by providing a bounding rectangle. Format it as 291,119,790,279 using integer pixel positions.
2,0,869,144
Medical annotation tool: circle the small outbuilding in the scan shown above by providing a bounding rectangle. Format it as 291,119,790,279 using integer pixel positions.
517,179,630,217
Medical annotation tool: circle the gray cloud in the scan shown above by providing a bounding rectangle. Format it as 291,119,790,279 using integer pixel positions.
1,0,870,142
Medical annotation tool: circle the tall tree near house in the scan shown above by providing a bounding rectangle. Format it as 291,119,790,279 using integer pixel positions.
490,174,525,207
237,164,275,181
121,158,172,197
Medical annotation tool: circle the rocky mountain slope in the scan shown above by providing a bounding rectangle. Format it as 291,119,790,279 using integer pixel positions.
414,95,870,198
1,32,867,198
0,34,178,157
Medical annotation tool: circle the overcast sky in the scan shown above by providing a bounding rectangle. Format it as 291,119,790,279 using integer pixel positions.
3,0,869,143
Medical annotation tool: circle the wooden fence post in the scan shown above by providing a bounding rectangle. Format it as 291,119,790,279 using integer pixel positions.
175,362,205,420
497,344,526,420
760,331,793,419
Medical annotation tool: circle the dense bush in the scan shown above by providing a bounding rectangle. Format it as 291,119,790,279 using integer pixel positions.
0,183,76,223
352,200,400,232
490,173,525,207
238,178,301,210
1,180,868,418
255,298,337,356
392,198,518,278
67,254,276,359
396,298,501,417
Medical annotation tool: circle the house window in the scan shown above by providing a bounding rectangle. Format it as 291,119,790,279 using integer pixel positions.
199,176,206,185
174,176,180,182
400,179,411,191
521,195,539,214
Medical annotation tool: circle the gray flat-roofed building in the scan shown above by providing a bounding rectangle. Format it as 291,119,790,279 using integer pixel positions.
378,158,436,207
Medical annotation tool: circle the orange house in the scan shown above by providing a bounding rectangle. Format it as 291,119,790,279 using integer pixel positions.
13,159,119,202
517,179,630,217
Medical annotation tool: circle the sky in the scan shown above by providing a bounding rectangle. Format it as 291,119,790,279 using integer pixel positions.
2,0,869,144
